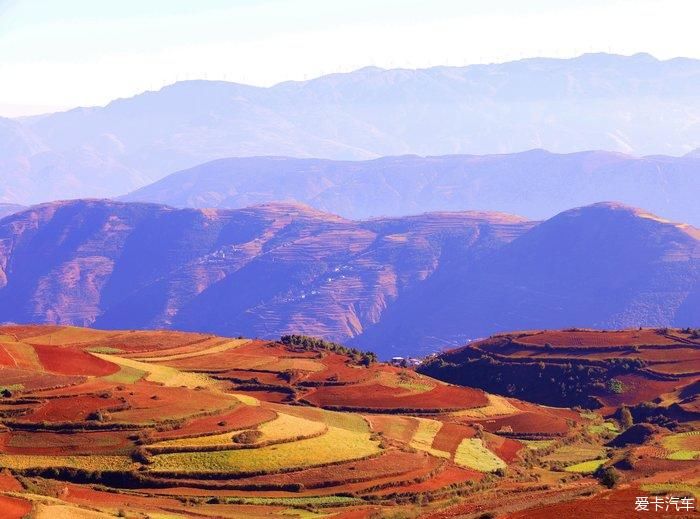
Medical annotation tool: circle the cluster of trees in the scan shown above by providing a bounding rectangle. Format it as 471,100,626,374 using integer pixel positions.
419,350,651,408
681,327,700,339
280,335,377,366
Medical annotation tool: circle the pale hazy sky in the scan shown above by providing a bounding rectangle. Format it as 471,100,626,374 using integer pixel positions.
1,0,699,116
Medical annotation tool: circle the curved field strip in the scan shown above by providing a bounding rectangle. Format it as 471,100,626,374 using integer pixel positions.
125,337,227,359
543,444,606,464
238,449,437,490
34,345,120,377
564,459,606,474
257,412,327,442
305,383,487,411
21,395,125,422
148,426,381,474
90,353,222,390
150,406,277,442
151,412,326,448
0,367,84,392
633,445,668,459
138,339,249,363
0,342,42,370
522,440,556,451
454,438,506,472
229,393,261,406
20,327,116,346
378,370,434,394
256,358,326,373
270,404,369,433
410,418,450,459
5,430,133,455
0,454,135,471
100,364,146,384
450,394,520,418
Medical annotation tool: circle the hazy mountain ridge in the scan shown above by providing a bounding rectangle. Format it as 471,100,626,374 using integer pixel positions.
124,150,700,225
3,53,700,204
0,203,25,219
0,200,696,357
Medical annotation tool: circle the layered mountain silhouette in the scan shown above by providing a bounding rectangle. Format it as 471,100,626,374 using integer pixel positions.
124,151,700,225
4,53,700,204
0,200,696,357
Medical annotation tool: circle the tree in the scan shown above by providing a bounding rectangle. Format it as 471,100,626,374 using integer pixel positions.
620,406,634,430
596,466,620,488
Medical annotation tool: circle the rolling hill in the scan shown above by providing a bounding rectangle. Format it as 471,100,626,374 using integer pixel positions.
419,328,700,411
124,151,700,225
4,53,700,204
0,200,696,358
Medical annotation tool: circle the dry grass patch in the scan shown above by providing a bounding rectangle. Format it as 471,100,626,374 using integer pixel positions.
0,454,135,471
257,412,327,442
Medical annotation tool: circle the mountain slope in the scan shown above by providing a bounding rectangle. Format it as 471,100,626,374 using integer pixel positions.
0,200,529,356
356,203,700,352
4,53,700,203
0,200,696,357
124,151,700,225
0,204,25,219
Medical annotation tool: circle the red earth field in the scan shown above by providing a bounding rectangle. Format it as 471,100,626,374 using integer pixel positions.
0,325,696,517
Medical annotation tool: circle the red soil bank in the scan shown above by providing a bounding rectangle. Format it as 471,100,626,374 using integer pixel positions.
0,495,33,519
33,344,120,376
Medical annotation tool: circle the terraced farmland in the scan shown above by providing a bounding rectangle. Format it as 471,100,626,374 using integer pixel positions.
0,325,697,518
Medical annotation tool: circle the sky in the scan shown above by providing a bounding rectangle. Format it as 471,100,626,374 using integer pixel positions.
1,0,699,116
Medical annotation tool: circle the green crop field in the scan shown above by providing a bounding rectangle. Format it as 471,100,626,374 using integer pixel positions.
454,438,506,472
522,440,556,451
410,418,450,459
544,444,606,464
564,459,606,473
149,426,381,473
662,431,700,460
101,364,146,384
588,422,619,435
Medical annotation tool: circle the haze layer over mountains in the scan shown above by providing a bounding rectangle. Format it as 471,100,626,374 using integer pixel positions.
124,151,700,225
2,53,700,207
